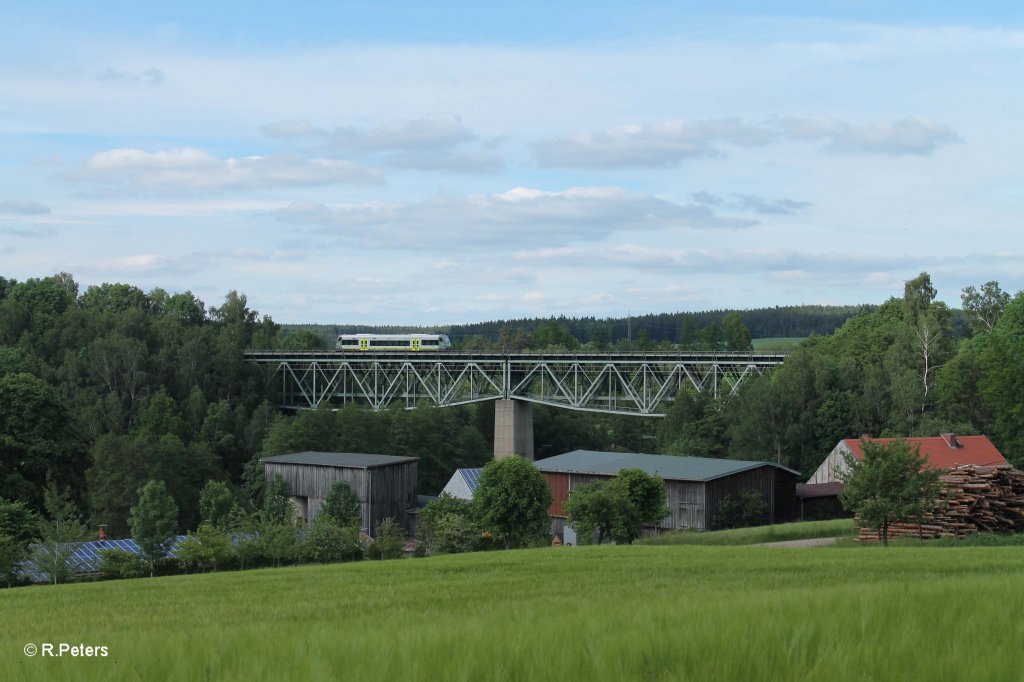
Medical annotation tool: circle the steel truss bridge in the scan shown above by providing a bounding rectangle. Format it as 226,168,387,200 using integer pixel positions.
245,351,786,417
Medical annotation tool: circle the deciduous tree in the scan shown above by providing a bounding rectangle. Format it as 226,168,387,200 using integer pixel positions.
839,439,942,546
473,456,552,549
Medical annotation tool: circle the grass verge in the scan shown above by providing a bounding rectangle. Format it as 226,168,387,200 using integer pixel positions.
641,518,858,546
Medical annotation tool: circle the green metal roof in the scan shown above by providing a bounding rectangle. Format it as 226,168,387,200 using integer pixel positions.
261,451,418,469
534,450,800,482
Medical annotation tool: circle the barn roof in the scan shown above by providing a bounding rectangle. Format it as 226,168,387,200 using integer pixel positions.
261,451,418,468
534,450,800,482
843,435,1006,470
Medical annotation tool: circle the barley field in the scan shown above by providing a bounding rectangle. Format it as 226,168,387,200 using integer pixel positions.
3,540,1023,681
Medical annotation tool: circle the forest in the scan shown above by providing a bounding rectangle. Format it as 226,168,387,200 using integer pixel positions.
0,271,1020,539
288,303,884,349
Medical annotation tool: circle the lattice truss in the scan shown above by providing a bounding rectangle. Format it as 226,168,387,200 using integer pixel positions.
250,352,784,416
275,357,508,410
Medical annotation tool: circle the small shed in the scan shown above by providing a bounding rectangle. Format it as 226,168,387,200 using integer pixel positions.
535,450,801,534
261,451,418,535
795,482,849,520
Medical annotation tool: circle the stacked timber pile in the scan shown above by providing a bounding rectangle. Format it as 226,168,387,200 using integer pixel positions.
858,464,1024,543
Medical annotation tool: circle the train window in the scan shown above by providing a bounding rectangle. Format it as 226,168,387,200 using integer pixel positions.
422,339,438,346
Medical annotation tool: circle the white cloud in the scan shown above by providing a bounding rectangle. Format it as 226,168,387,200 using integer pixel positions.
97,67,165,85
692,192,811,215
0,199,51,215
533,119,777,168
533,115,961,168
0,225,57,238
381,150,503,173
261,114,501,173
262,113,476,152
515,244,933,275
62,148,383,195
778,115,961,155
275,186,757,249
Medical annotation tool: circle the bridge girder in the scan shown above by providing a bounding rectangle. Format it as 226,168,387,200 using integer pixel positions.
246,351,785,416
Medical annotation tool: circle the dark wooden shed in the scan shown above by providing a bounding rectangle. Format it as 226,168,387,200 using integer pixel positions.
535,450,801,536
261,451,418,535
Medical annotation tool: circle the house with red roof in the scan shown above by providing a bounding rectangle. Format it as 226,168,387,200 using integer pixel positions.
795,434,1007,520
807,434,1007,485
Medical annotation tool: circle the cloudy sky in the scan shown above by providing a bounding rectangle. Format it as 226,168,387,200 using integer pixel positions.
2,1,1022,324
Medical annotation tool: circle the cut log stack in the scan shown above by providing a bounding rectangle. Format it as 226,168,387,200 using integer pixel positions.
858,464,1024,543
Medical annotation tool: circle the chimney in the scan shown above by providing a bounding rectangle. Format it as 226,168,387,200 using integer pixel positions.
941,433,959,448
98,525,107,541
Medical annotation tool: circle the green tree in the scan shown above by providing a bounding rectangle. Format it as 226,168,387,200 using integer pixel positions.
722,312,753,351
199,480,236,530
320,480,361,528
614,468,670,543
262,474,293,526
177,521,234,573
416,493,474,545
30,483,91,584
431,512,482,554
367,517,405,560
564,479,629,545
473,456,552,549
839,439,942,546
296,515,363,564
129,480,180,575
0,498,39,587
961,281,1011,335
0,372,89,511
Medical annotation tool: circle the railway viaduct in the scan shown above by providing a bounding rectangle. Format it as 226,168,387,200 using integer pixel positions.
244,350,786,460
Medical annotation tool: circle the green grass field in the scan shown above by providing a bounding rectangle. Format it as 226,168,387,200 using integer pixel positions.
4,535,1024,681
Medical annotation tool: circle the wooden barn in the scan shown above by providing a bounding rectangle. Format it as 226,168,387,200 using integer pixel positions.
535,450,800,538
261,451,418,535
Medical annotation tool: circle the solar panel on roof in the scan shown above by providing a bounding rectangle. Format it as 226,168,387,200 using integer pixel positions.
18,535,188,583
461,468,482,492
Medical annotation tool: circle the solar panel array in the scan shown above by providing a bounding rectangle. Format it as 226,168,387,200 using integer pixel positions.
19,536,188,583
461,468,482,494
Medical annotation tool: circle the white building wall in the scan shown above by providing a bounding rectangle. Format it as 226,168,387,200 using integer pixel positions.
440,471,474,500
807,441,855,484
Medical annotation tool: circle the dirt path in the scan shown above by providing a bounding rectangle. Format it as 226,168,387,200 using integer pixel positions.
751,537,840,548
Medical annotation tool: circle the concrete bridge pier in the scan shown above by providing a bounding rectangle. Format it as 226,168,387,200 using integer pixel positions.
493,399,534,460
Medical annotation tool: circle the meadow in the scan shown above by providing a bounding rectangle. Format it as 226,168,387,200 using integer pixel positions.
4,536,1024,681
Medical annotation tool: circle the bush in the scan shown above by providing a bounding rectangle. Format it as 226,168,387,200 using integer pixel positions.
417,494,474,545
297,517,364,564
368,518,405,561
432,512,482,554
98,549,149,580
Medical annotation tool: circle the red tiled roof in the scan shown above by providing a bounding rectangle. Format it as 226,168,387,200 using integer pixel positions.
843,435,1007,470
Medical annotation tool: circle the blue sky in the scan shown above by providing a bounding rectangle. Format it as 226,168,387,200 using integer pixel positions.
2,2,1022,324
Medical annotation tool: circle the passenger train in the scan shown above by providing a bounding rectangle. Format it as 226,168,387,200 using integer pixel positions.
336,333,453,351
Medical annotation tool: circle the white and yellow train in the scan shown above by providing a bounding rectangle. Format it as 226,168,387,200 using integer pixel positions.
336,333,453,351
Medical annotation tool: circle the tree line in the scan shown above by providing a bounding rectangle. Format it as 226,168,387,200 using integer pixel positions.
286,304,878,351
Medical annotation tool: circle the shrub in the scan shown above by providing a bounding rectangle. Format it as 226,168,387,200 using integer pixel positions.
98,549,149,580
367,518,405,561
432,512,482,554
